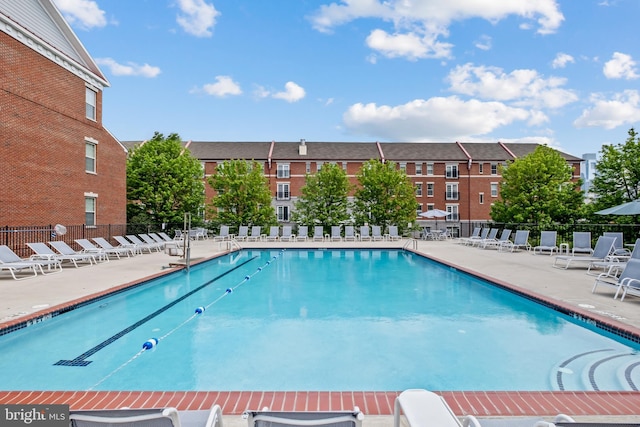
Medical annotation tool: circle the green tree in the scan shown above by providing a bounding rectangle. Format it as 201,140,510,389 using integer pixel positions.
291,163,351,230
588,128,640,223
490,145,584,225
353,160,417,233
127,132,205,225
207,159,276,229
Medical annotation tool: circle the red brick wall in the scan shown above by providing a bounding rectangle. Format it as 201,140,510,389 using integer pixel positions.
0,33,126,226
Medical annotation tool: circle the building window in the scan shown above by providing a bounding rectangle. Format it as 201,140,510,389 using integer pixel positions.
479,192,484,204
426,203,435,211
86,87,97,120
277,183,290,200
491,182,499,197
277,206,290,221
479,163,484,174
277,164,290,178
342,161,348,171
306,162,311,174
446,164,458,179
491,163,498,175
446,183,459,200
399,162,407,172
85,197,96,226
446,205,459,221
416,183,423,197
85,141,96,173
416,203,423,217
426,163,434,175
427,183,434,197
415,162,422,175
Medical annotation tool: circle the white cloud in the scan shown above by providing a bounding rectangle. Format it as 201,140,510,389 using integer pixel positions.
474,35,492,51
447,63,578,109
309,0,563,60
574,90,640,129
257,82,306,103
53,0,107,29
603,52,639,79
176,0,220,37
551,52,574,69
95,58,161,78
342,96,531,141
200,76,242,97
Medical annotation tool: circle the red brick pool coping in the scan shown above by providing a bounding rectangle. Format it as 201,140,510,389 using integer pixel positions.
0,390,639,416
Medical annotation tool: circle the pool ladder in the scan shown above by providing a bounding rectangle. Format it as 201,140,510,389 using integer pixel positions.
224,239,242,251
403,238,418,250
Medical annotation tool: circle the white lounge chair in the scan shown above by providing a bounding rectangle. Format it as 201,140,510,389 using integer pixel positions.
394,389,461,427
553,235,616,270
280,226,294,242
498,230,531,252
330,226,342,241
313,226,325,241
27,242,94,268
214,225,232,242
359,226,371,241
95,237,137,257
533,231,558,255
592,257,640,301
457,226,481,245
140,233,165,250
266,226,280,241
587,237,640,276
244,407,363,427
295,226,308,241
371,225,384,241
466,227,489,246
127,234,162,252
472,227,498,248
462,413,575,427
482,229,511,250
571,232,593,255
388,225,402,241
236,226,249,241
247,226,263,242
344,225,357,241
603,231,632,257
0,244,58,280
49,240,103,263
69,404,223,427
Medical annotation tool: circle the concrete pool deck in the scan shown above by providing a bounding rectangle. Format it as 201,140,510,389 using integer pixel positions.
1,237,639,422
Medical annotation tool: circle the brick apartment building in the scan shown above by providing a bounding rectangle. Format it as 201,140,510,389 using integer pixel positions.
0,0,126,227
183,139,582,236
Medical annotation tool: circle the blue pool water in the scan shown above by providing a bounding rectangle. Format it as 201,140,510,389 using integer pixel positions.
0,249,639,392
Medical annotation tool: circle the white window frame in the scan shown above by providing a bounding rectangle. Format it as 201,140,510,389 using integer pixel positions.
86,87,97,121
446,183,458,200
84,194,97,226
415,162,422,175
85,139,97,173
277,205,290,222
277,182,290,200
491,163,498,175
306,162,311,174
277,163,290,178
416,183,423,197
416,203,423,217
446,164,458,179
426,163,434,175
399,162,407,172
426,182,434,197
446,204,459,221
479,192,484,204
426,203,435,211
491,182,499,197
479,163,484,174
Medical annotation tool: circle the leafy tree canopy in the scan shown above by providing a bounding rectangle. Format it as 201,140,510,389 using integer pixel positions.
588,128,640,223
291,163,351,231
490,145,584,225
353,160,417,233
207,159,276,229
126,132,205,225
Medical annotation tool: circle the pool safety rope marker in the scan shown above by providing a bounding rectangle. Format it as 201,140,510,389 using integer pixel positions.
88,250,285,390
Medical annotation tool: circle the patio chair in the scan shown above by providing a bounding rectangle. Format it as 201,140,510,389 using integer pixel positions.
482,229,511,250
95,236,137,257
313,226,325,241
457,226,481,245
533,231,558,256
266,226,280,242
247,226,263,242
465,227,489,246
140,233,165,250
344,225,357,241
236,226,249,241
158,231,182,243
295,226,308,241
498,230,531,252
244,407,363,427
388,225,402,241
553,235,616,270
359,225,371,241
371,225,384,241
571,232,593,255
214,225,232,242
49,240,103,263
69,403,224,427
75,238,115,260
128,234,163,252
280,226,294,242
603,231,632,257
330,226,342,241
0,244,56,280
587,237,640,276
394,389,461,427
27,242,94,268
592,257,640,300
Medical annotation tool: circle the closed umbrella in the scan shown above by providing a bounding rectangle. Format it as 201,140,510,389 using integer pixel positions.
595,199,640,216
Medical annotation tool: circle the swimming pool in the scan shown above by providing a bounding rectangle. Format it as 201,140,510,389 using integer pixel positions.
0,249,639,392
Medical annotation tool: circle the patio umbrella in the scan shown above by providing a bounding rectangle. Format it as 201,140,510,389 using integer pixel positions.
419,208,450,229
595,199,640,216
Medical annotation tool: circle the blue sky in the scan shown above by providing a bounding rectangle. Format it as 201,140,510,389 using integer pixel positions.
54,0,640,157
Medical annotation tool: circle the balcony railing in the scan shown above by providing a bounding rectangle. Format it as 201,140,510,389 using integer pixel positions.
276,192,290,200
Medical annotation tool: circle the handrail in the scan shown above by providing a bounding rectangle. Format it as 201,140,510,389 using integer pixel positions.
403,238,418,250
226,239,242,251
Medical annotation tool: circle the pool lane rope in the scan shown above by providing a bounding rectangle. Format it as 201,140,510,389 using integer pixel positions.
88,250,284,390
